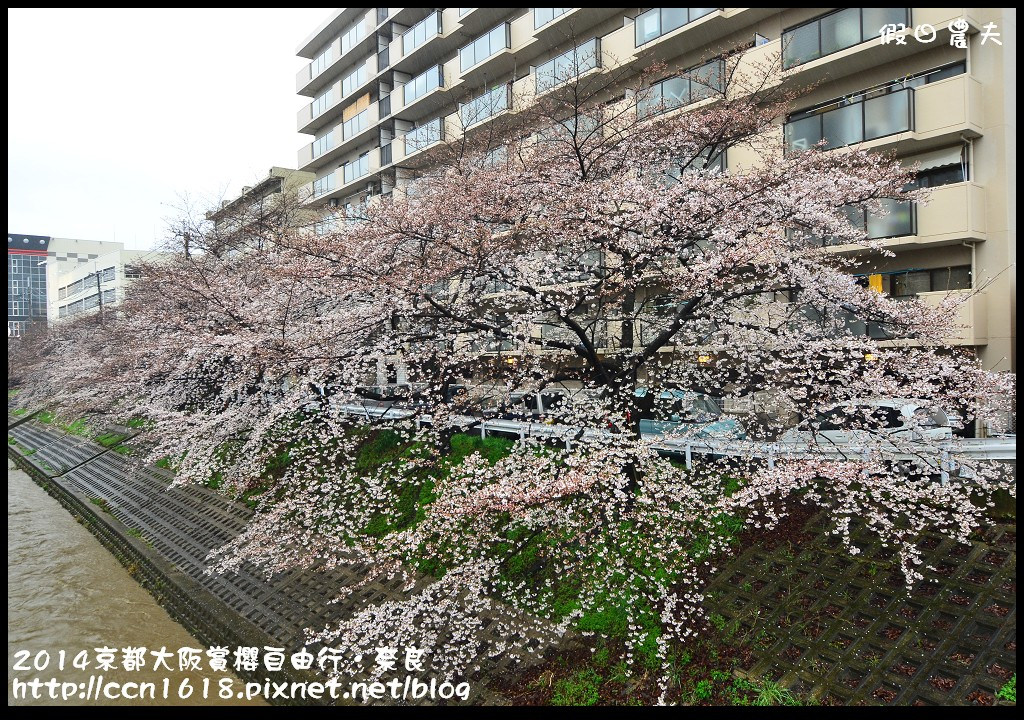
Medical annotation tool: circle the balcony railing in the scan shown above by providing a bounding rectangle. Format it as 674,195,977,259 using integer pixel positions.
460,84,510,127
635,7,719,47
785,87,913,152
782,8,911,69
536,37,601,94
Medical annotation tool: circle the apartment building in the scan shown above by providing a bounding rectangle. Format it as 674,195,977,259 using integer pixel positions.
294,8,1015,373
205,166,315,230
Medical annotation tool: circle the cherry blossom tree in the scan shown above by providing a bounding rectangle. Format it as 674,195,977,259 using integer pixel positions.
9,50,1014,696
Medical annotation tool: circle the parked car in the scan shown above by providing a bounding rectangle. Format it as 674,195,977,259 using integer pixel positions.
783,399,953,445
634,388,746,440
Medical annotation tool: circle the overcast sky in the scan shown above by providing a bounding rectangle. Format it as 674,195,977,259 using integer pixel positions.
8,8,332,250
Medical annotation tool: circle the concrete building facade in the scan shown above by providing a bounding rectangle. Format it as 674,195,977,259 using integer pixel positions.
293,8,1015,373
51,248,167,322
7,234,123,336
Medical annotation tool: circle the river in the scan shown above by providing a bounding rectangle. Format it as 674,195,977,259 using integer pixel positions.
7,459,264,706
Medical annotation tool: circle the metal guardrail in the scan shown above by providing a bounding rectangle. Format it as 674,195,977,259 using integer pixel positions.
331,401,1017,474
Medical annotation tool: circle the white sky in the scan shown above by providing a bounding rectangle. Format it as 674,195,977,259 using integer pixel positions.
7,8,333,250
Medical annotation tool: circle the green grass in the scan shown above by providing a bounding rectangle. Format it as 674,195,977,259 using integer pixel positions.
124,417,149,429
12,408,28,416
89,497,112,514
551,668,602,706
94,432,128,448
997,675,1015,703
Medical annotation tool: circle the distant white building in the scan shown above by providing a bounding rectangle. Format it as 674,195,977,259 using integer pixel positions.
51,248,169,322
8,233,123,337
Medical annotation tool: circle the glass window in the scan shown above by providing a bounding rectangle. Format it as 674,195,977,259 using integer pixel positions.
312,130,334,158
313,173,335,197
892,271,931,297
342,109,368,139
403,12,440,55
460,23,508,72
638,59,723,118
404,65,442,104
782,19,819,67
536,38,600,93
866,199,913,239
635,8,662,46
460,84,509,127
341,21,366,56
311,88,333,118
783,9,911,69
821,103,863,148
819,8,860,55
865,90,909,138
341,65,366,98
343,153,370,184
310,46,332,78
931,266,971,292
687,60,723,102
784,114,821,151
635,8,720,46
534,8,570,29
405,117,443,152
861,8,909,40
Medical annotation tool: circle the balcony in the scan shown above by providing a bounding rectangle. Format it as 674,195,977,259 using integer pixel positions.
298,102,380,173
785,74,983,157
868,289,989,348
916,289,987,346
296,8,377,97
823,183,987,253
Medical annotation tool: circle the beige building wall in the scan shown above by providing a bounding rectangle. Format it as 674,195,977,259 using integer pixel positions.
295,8,1015,372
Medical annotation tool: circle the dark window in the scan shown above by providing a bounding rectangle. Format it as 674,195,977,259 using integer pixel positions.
782,8,910,68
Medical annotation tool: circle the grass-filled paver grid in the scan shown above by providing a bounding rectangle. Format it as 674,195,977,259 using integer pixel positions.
705,511,1015,706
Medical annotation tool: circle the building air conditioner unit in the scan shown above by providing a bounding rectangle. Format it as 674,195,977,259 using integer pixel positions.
328,198,340,208
366,181,379,195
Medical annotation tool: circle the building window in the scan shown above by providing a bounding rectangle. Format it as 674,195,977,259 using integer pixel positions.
539,111,601,143
635,7,719,47
459,23,510,72
662,147,727,185
786,76,925,151
403,11,440,56
638,59,724,118
310,45,332,78
342,109,369,139
404,65,443,104
312,129,334,158
782,63,956,152
534,8,571,29
312,88,333,118
405,117,444,153
340,20,366,56
459,83,510,127
880,266,972,297
782,8,910,69
536,37,601,94
903,145,968,188
343,153,370,184
313,173,336,198
342,65,367,98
